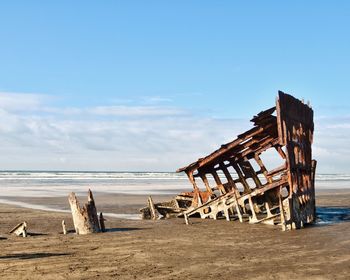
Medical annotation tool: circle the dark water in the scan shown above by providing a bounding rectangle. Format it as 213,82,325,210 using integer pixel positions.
316,207,350,225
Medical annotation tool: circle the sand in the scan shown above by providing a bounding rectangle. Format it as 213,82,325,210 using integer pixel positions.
0,190,350,279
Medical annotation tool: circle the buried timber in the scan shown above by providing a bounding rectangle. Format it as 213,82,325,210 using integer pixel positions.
141,91,317,231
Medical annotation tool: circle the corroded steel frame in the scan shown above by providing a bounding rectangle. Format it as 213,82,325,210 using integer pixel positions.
177,91,316,230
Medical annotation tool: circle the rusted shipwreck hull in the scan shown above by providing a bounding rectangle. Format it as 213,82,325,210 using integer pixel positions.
142,91,317,230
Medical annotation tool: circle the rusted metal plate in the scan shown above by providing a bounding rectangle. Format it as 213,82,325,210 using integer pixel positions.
277,91,316,229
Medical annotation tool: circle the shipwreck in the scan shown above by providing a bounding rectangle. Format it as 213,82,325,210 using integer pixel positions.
141,91,316,230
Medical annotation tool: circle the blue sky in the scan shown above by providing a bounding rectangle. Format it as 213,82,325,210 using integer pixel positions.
0,1,349,172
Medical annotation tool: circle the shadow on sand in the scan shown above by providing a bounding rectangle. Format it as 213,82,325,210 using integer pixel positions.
106,227,145,233
27,232,48,236
0,252,70,260
316,206,350,226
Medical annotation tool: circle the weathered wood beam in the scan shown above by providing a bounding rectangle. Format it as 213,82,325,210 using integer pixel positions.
68,189,101,235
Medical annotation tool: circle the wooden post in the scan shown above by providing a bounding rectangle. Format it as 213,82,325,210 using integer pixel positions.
248,197,258,223
148,196,159,220
199,173,214,195
68,189,101,235
22,222,27,238
62,220,67,235
211,170,226,195
184,213,189,225
99,212,106,232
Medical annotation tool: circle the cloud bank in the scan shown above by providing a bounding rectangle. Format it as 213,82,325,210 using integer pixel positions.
0,93,247,171
0,92,348,173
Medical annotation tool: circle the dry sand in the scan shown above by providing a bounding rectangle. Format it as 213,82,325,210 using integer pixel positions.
0,190,349,279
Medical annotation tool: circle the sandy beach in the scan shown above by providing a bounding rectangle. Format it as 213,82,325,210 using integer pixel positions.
0,190,349,280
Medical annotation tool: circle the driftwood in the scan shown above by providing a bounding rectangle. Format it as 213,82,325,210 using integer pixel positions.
62,220,67,235
140,194,192,219
68,189,101,234
10,221,27,237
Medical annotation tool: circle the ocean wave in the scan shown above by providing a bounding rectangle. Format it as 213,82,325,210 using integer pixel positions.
1,171,350,182
0,171,188,181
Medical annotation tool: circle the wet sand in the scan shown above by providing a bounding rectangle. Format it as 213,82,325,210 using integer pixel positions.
0,190,350,279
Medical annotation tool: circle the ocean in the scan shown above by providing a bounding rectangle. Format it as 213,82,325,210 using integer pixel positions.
0,171,190,197
1,171,349,197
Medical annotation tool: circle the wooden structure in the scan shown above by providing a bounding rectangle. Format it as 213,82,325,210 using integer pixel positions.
140,194,192,219
177,91,316,230
68,189,101,234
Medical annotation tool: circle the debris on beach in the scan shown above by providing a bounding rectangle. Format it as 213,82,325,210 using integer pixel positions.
9,221,28,237
68,189,102,234
139,194,192,219
142,91,317,231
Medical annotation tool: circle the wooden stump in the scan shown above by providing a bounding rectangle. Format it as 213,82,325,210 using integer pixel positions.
68,189,101,235
99,212,106,232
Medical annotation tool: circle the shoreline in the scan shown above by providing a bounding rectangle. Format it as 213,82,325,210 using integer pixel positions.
1,187,349,213
0,199,141,220
0,193,175,216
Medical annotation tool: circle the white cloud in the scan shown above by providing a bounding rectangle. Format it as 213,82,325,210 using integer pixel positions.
0,92,49,111
313,116,350,173
1,92,349,173
89,105,186,117
141,96,173,104
0,92,247,171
